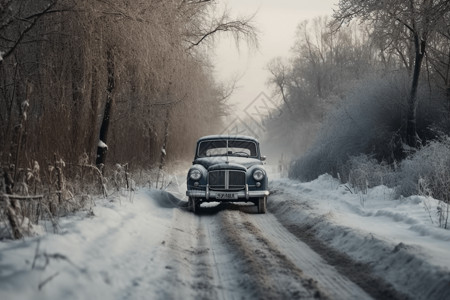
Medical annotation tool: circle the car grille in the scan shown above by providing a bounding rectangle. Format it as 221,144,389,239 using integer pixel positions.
208,170,246,191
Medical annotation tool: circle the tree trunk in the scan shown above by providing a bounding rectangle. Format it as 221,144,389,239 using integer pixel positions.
88,66,99,162
447,86,450,110
96,49,115,172
406,36,426,148
71,45,84,159
5,196,23,239
156,108,170,189
13,86,30,181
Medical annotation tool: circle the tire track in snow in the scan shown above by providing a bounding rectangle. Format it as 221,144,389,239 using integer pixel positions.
248,211,372,300
154,208,218,300
160,207,261,300
201,214,246,300
217,210,326,300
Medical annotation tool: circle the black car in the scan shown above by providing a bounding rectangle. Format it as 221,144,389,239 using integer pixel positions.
186,135,269,213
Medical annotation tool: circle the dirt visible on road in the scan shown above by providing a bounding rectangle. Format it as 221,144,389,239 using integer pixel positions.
218,211,326,300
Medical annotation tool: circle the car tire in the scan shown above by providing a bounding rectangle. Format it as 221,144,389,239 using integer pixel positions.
188,197,194,212
257,196,267,214
188,197,200,214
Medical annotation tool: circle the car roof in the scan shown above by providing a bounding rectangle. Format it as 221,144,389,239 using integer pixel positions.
197,134,259,143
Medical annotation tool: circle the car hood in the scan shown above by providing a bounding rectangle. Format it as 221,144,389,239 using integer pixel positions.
194,157,263,170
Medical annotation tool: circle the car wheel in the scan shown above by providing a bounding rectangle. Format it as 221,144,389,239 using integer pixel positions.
188,197,194,212
189,197,200,214
257,196,267,214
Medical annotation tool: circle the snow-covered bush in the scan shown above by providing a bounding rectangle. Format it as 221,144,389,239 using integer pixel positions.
395,139,450,228
396,139,450,199
289,74,449,182
345,154,393,193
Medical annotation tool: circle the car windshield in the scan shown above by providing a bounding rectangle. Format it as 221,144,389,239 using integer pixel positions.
197,140,258,158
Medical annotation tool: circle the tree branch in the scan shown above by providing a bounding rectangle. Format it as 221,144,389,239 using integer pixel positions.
187,19,255,50
1,1,58,62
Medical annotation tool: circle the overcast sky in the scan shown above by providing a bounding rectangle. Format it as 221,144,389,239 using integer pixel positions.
214,0,338,113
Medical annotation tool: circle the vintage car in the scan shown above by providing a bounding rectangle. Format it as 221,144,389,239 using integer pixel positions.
186,135,269,213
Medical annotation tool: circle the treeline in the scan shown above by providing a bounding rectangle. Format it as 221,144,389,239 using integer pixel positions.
266,1,450,169
0,0,255,173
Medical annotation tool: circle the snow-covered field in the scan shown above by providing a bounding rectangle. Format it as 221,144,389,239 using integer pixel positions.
1,171,449,299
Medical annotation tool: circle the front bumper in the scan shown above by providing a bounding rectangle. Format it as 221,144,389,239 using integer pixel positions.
186,184,269,200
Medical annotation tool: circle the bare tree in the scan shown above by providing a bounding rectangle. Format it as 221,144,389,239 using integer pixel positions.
266,57,292,110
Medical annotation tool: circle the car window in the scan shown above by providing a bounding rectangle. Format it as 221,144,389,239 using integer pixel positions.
198,140,258,158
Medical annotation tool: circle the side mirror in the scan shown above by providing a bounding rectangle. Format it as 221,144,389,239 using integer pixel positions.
261,155,266,161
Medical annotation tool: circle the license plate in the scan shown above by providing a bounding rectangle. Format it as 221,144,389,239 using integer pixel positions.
216,192,238,199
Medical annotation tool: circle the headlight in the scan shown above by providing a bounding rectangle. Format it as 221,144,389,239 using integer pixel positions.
253,169,265,181
189,169,202,181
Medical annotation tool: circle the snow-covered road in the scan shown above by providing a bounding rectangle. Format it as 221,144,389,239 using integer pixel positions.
1,175,450,299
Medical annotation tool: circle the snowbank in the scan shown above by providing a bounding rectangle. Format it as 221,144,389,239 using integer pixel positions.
270,174,450,300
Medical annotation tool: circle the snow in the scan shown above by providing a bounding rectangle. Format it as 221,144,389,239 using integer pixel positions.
0,191,178,300
97,140,108,149
1,169,449,299
21,101,29,120
269,173,450,299
271,174,450,264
